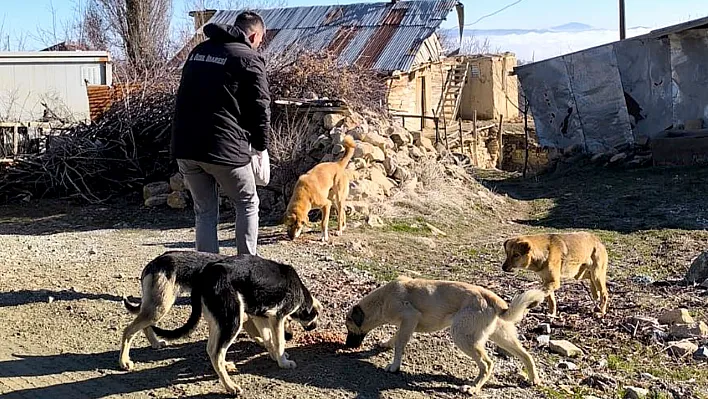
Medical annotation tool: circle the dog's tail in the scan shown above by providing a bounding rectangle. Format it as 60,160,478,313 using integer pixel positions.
499,289,545,324
151,289,203,340
122,297,141,314
337,135,356,167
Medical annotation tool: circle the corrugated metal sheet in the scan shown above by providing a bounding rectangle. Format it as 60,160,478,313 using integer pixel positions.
515,15,708,154
203,0,458,73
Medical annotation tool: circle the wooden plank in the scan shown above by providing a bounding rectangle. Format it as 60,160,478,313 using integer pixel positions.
472,110,478,166
497,114,504,169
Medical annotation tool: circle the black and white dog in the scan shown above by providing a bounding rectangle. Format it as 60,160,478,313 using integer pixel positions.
119,251,295,371
150,254,322,395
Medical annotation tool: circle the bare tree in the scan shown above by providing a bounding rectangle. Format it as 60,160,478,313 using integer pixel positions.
86,0,173,70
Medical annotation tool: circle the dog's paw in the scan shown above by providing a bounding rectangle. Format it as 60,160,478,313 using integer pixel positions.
119,359,134,371
278,359,297,369
224,381,243,396
459,385,479,395
333,229,343,236
384,363,400,373
151,340,168,349
269,351,289,361
224,361,237,372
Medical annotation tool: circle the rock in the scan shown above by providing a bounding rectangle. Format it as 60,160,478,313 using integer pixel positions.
144,194,168,207
363,131,394,150
632,275,654,285
169,172,186,192
347,126,368,141
366,215,385,228
354,142,385,162
88,248,96,255
167,191,189,209
584,396,603,399
701,278,708,289
330,127,345,145
409,146,424,159
609,152,628,164
332,144,345,155
48,296,55,304
693,346,708,361
536,323,552,335
416,136,437,153
536,335,551,346
383,156,397,177
658,309,694,325
395,150,414,167
685,251,708,284
400,176,418,193
369,169,396,196
624,386,648,399
666,341,699,357
143,181,170,200
352,158,368,170
669,322,708,339
346,201,370,217
387,126,413,148
549,340,584,357
557,361,579,371
323,114,345,130
349,179,384,201
392,166,411,182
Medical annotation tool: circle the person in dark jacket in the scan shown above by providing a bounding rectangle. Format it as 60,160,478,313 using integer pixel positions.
171,11,269,256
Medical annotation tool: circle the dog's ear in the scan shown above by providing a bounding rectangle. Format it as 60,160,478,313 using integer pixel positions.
350,305,365,327
281,213,293,226
516,241,531,254
503,239,511,252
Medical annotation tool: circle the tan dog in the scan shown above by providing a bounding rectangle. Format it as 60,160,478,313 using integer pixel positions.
284,135,356,242
345,276,545,395
502,232,609,316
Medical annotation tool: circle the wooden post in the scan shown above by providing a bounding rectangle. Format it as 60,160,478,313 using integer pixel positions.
472,110,478,166
619,0,626,40
458,119,464,155
497,114,504,169
12,125,19,157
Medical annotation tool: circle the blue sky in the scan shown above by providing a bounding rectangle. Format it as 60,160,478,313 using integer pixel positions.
2,0,707,50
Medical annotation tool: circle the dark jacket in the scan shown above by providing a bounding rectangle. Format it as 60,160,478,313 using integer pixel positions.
171,23,270,168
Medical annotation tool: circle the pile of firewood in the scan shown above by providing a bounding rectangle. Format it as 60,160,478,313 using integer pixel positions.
0,87,177,203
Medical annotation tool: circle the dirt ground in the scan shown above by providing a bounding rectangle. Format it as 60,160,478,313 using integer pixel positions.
1,164,707,399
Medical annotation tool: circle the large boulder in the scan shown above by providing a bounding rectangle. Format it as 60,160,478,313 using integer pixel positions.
685,251,708,284
387,126,413,148
369,168,396,196
169,173,187,192
167,191,189,209
363,131,394,150
354,142,385,162
349,179,385,201
143,181,170,200
323,113,345,130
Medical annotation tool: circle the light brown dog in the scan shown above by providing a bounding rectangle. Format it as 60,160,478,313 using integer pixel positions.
502,231,609,316
345,276,545,395
284,135,356,242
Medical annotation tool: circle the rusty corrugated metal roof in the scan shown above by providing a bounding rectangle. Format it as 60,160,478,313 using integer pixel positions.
200,0,459,73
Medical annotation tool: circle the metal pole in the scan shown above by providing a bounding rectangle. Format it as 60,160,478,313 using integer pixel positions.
619,0,626,40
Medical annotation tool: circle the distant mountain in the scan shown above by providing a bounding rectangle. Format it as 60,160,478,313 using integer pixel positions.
550,22,594,32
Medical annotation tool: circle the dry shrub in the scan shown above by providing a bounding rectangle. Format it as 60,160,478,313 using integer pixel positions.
267,51,387,112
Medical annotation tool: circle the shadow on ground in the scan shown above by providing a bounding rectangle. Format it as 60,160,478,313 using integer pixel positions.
0,196,282,236
474,165,708,233
0,339,519,399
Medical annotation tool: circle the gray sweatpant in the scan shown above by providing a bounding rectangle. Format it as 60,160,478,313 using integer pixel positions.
177,159,259,255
